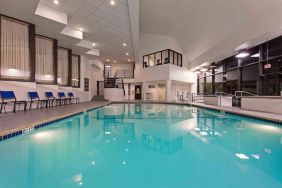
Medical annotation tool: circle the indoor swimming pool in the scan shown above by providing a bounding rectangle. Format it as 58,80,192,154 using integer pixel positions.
0,103,281,188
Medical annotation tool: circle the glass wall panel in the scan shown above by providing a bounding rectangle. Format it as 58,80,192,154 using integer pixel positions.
205,76,213,94
262,57,282,74
199,78,204,93
242,64,259,94
215,73,224,92
156,52,161,65
0,16,30,80
225,56,238,70
263,74,280,96
35,36,54,84
240,47,260,66
162,50,169,64
225,69,238,94
267,36,282,58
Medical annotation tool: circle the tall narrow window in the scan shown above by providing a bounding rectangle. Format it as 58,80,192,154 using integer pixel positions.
71,55,80,87
57,48,70,86
35,36,55,84
0,16,30,80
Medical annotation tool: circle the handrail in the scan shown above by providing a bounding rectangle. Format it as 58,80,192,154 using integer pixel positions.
235,91,256,98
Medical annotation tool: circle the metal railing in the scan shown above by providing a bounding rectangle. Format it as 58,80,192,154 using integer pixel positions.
104,78,125,96
114,70,134,78
235,91,256,98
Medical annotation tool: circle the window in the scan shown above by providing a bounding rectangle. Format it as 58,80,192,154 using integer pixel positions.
215,73,224,92
178,54,182,66
199,78,204,93
57,48,70,86
143,55,149,68
156,52,161,65
169,50,174,64
225,69,238,94
174,51,178,65
262,57,282,74
240,46,260,66
241,64,259,94
0,16,34,80
149,54,155,66
71,55,80,87
267,36,282,58
35,36,55,84
224,56,238,70
162,50,169,64
205,76,213,94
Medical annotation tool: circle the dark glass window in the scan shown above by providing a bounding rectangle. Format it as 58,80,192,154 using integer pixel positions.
225,56,238,70
242,64,259,94
174,52,178,65
267,36,282,58
178,54,182,66
225,69,238,94
263,74,280,96
240,46,260,66
215,73,224,92
199,78,204,93
262,57,282,74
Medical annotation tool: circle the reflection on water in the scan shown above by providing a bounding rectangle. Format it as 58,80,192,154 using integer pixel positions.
0,104,282,188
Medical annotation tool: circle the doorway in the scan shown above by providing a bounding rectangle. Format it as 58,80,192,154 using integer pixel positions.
135,85,142,100
97,81,104,96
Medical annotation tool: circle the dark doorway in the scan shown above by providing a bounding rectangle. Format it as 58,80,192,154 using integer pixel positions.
97,81,104,96
263,74,280,96
135,85,142,100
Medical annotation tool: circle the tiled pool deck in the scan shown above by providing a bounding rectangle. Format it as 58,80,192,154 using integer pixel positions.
0,101,111,139
0,100,282,141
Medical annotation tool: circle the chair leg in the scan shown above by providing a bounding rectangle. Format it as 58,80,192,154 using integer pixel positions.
13,102,16,113
29,101,33,109
37,101,40,109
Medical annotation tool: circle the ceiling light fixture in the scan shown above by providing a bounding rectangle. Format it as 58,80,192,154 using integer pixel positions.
123,43,127,47
113,60,116,63
236,52,249,58
53,0,59,5
110,0,115,6
194,71,201,74
128,59,131,62
125,52,129,56
251,53,260,58
106,59,110,62
92,43,96,47
200,68,208,72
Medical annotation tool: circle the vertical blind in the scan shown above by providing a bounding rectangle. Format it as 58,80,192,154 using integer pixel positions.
0,16,30,80
57,48,69,85
71,55,79,87
35,36,54,83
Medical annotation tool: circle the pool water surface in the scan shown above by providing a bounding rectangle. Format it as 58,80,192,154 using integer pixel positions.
0,103,282,188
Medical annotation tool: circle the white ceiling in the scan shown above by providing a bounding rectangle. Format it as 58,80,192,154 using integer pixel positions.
140,0,282,68
0,0,134,63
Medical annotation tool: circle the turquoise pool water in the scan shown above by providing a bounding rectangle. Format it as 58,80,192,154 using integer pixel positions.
0,103,282,188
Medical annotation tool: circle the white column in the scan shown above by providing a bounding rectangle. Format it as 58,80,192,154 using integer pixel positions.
165,80,172,102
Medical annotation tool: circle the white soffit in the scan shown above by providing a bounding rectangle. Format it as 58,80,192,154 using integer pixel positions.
76,40,93,49
86,49,100,56
35,3,67,25
60,26,83,40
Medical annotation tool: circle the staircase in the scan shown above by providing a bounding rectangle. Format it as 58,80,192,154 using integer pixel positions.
104,78,125,95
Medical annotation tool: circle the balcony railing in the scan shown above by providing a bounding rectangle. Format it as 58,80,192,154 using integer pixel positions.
114,70,134,78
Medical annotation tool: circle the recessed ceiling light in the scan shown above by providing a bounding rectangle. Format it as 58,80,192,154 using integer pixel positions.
236,52,249,58
113,60,116,63
125,52,129,56
194,71,201,74
106,59,110,62
200,68,208,72
128,59,131,62
123,43,127,47
92,43,96,47
53,0,59,5
110,0,115,6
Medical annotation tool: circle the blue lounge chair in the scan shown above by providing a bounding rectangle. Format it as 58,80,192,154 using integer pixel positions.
0,91,27,113
68,92,79,104
58,92,70,105
45,92,60,107
28,92,48,109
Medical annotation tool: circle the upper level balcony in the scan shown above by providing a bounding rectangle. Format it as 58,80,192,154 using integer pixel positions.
143,49,183,68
